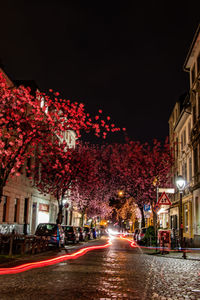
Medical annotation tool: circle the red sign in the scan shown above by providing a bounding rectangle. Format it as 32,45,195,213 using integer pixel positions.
153,204,160,213
157,192,172,206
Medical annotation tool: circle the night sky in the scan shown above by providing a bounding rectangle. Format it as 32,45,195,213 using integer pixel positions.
1,1,200,143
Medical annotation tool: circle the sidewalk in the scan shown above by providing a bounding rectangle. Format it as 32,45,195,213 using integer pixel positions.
142,248,200,261
0,236,107,268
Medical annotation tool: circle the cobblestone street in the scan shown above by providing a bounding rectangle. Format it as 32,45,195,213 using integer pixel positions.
0,237,200,300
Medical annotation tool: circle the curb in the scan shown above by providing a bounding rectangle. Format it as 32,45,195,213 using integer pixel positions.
144,252,200,261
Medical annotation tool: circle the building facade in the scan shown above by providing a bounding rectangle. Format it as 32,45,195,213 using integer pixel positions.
169,94,193,245
0,68,81,234
183,24,200,246
169,24,200,247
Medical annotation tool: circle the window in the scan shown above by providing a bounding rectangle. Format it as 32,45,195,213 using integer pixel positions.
193,105,196,125
185,162,187,181
194,147,198,176
14,198,19,222
188,121,191,142
170,215,177,230
183,129,186,146
176,138,178,157
181,134,183,150
24,198,29,224
23,198,29,235
184,204,189,233
189,157,192,182
199,96,200,118
2,196,7,222
182,164,185,178
191,65,195,84
197,53,200,75
195,197,199,227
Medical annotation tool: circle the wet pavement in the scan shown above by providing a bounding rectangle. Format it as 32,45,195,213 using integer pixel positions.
0,237,200,299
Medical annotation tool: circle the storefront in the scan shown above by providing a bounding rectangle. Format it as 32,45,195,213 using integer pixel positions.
38,203,50,224
157,206,170,229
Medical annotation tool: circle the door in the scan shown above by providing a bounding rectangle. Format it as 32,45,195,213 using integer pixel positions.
31,202,37,234
23,198,29,235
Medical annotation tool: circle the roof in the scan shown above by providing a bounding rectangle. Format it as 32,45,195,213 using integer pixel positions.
183,23,200,71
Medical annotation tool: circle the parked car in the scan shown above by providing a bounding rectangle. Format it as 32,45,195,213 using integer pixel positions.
35,223,64,248
62,225,79,244
83,226,93,240
76,226,86,241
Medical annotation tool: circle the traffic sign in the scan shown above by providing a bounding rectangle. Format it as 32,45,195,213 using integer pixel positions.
153,204,160,213
144,204,151,211
157,192,172,206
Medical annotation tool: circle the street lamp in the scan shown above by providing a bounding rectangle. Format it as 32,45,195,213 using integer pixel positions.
118,190,124,197
176,175,186,259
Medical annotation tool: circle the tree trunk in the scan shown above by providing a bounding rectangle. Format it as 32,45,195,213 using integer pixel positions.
56,194,63,224
153,209,157,235
81,210,85,227
138,205,145,228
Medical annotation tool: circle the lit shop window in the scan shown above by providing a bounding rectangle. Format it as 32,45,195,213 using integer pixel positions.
184,204,189,233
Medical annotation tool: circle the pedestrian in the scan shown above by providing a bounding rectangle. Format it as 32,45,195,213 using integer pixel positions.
92,228,97,239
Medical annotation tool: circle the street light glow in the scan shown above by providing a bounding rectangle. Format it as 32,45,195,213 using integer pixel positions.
176,175,186,192
118,190,124,197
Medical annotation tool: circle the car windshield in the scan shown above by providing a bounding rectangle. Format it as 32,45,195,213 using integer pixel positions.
35,224,57,235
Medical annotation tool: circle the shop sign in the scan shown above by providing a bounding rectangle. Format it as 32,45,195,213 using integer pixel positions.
39,203,49,212
158,188,175,194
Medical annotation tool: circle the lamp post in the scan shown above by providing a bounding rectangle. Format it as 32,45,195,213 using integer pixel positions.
176,175,186,259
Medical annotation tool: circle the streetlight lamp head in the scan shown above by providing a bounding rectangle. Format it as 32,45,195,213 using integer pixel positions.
118,190,124,197
176,175,186,191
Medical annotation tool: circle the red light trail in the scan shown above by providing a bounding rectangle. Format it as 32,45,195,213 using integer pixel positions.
0,239,112,275
120,235,138,248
